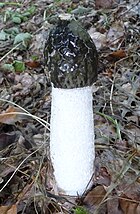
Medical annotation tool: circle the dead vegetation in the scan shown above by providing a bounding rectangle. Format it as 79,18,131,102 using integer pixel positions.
0,0,140,213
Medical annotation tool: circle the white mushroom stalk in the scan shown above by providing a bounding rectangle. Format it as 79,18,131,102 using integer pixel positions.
51,86,94,195
44,17,98,196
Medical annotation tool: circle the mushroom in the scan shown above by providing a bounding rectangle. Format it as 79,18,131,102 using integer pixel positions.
44,16,98,196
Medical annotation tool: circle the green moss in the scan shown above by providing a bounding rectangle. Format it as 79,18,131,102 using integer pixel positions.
74,206,88,214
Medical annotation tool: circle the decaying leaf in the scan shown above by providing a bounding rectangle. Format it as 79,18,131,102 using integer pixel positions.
84,185,106,207
95,0,118,9
107,197,123,214
108,49,126,59
25,60,40,68
0,106,23,124
88,29,107,50
119,195,140,214
84,186,107,213
107,21,124,46
0,204,17,214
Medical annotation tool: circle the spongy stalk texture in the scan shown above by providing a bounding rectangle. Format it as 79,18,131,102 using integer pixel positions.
50,86,95,195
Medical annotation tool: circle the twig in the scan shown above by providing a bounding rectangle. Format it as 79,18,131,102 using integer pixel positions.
0,43,22,62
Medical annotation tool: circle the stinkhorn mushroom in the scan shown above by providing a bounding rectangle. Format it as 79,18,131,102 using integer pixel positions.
44,16,98,196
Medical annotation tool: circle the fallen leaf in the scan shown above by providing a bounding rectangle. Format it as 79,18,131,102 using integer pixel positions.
25,61,40,68
0,204,17,214
0,106,23,124
71,6,92,15
95,0,118,9
84,186,107,213
84,185,106,206
108,50,126,59
107,197,123,214
119,195,140,214
88,29,107,50
107,21,124,46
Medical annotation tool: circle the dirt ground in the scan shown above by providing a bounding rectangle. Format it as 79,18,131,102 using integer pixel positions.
0,0,140,213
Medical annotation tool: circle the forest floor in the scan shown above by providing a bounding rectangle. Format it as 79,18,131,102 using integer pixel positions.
0,0,140,213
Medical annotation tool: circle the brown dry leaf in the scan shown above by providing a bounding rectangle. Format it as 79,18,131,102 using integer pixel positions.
119,195,140,214
25,61,40,68
0,106,23,125
95,0,118,9
0,204,17,214
84,186,107,213
109,50,126,59
120,182,140,202
107,198,123,214
84,185,106,206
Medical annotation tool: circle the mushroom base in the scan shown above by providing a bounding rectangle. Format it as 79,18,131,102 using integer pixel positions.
50,86,95,196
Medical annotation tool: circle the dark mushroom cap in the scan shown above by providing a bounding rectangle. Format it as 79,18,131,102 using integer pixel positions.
44,18,98,89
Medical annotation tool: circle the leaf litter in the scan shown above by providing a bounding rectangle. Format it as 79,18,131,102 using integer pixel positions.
0,0,140,213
